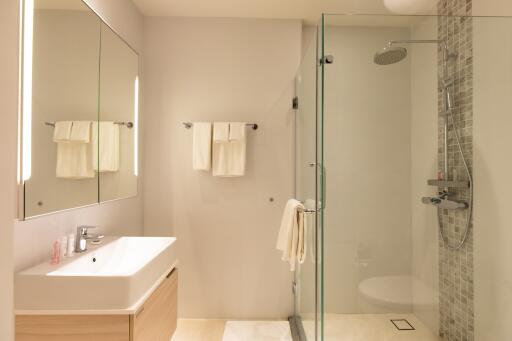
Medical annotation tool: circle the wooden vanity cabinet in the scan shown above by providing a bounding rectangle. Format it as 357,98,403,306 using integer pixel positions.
131,267,178,341
15,269,178,341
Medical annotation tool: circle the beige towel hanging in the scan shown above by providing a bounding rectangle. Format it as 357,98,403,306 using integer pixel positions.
276,199,306,271
192,122,212,170
92,121,120,172
212,122,246,177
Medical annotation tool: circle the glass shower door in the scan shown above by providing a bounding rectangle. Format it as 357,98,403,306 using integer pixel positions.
317,12,478,341
318,13,426,340
294,21,322,341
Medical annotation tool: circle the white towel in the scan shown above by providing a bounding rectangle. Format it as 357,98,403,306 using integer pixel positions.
192,122,212,170
92,121,119,172
53,121,72,142
69,121,91,142
213,122,229,142
212,121,247,177
212,139,246,177
276,199,305,271
56,142,94,179
229,122,246,141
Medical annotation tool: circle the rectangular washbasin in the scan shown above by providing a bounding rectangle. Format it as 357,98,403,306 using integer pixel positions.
15,236,177,312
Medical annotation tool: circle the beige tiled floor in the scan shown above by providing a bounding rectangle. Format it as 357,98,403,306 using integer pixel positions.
171,319,226,341
172,314,440,341
304,314,441,341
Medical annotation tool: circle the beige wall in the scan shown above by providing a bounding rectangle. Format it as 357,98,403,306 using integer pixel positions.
473,0,512,16
410,16,439,333
473,16,512,341
0,1,20,339
142,17,301,318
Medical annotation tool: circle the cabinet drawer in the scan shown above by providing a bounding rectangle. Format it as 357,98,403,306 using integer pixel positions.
131,268,178,341
16,315,130,341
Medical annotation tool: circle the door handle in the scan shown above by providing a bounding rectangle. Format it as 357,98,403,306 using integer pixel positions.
308,162,326,211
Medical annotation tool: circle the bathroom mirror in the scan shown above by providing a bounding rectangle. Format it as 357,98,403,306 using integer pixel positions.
20,0,139,219
98,24,139,203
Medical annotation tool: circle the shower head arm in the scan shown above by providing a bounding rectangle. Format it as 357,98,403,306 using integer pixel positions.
388,39,457,62
388,39,456,61
388,39,445,47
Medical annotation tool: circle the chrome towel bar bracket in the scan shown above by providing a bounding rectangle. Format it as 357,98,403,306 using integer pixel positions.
45,121,133,129
182,122,258,130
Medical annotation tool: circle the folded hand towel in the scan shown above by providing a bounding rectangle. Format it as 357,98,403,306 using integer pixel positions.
276,199,305,271
212,122,246,177
70,121,91,143
56,142,94,179
212,139,246,177
192,122,212,170
229,122,246,141
213,122,229,142
92,121,120,172
53,121,72,142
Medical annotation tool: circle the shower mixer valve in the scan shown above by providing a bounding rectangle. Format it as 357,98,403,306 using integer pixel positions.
421,191,468,210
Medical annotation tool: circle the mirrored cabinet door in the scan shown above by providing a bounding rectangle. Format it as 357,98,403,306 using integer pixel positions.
21,0,139,219
98,23,139,203
23,0,101,218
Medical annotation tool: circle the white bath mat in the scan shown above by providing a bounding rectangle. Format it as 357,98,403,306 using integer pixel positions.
222,321,292,341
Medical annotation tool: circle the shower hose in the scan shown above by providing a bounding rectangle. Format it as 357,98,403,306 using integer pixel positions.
437,109,473,251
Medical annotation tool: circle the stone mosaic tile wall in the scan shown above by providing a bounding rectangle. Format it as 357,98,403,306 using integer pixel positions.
437,0,474,340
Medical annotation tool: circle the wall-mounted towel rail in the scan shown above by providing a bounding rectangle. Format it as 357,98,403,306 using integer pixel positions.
182,122,258,130
298,200,321,213
45,121,133,129
299,207,320,214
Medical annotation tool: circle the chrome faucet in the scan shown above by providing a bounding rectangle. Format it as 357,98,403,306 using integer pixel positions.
75,226,104,253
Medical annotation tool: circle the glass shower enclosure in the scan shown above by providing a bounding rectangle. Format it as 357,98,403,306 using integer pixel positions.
295,12,512,341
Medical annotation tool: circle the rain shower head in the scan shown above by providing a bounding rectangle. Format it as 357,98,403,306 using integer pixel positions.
373,45,407,65
374,39,455,66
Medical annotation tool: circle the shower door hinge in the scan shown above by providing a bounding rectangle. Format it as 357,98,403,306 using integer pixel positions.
292,96,299,110
320,55,334,64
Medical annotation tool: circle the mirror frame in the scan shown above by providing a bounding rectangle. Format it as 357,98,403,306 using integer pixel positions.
18,0,140,220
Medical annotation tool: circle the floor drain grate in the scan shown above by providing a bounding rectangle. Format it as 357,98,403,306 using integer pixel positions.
390,319,415,331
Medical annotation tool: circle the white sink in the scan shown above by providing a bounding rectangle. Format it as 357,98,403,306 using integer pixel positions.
15,236,177,313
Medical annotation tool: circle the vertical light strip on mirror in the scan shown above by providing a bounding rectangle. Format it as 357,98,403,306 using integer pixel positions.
22,0,34,181
134,76,139,176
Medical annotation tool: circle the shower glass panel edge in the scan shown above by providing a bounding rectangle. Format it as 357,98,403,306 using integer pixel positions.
318,13,325,341
292,14,324,341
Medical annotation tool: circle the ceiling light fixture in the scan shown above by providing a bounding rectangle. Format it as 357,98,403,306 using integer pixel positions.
383,0,437,14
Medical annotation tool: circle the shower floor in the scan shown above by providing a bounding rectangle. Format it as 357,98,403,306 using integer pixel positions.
171,314,439,341
302,314,441,341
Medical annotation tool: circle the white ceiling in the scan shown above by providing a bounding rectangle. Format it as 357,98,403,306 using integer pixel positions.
131,0,406,24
